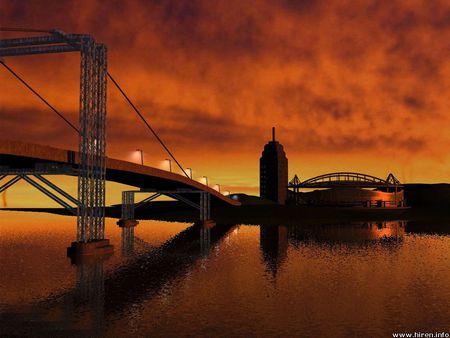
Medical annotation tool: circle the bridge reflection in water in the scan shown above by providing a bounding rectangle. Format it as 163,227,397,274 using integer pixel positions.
82,221,406,317
0,220,407,336
0,220,238,336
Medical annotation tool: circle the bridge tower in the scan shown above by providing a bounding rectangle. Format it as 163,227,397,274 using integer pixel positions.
260,127,288,204
0,31,111,257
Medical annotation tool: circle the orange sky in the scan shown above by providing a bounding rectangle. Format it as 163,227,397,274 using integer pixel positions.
1,0,450,201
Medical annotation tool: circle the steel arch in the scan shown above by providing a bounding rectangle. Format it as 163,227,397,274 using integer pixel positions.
289,172,402,189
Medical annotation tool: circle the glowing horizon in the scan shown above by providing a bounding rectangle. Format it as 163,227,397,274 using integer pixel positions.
1,0,450,206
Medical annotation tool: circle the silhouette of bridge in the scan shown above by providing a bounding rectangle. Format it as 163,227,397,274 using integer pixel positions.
0,28,239,258
289,172,403,189
288,172,404,207
0,139,239,207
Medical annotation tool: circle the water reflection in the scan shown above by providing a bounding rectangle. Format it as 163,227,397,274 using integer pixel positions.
287,220,405,245
259,221,406,279
200,227,211,255
63,221,409,333
0,220,236,335
1,215,449,337
104,223,236,314
260,225,288,278
73,259,107,335
121,227,135,256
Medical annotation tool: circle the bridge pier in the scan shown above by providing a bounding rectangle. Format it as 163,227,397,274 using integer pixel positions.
117,191,139,228
117,189,215,226
199,192,215,228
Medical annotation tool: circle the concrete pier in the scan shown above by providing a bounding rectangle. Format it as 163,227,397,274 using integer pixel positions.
67,239,114,263
117,219,139,228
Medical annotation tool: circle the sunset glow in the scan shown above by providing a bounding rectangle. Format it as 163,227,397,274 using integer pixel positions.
1,0,450,197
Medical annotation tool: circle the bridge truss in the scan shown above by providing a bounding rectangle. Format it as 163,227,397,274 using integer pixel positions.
0,31,107,242
120,189,211,223
289,172,403,190
0,166,79,214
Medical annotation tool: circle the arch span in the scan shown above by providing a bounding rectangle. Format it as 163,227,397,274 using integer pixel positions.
290,172,402,189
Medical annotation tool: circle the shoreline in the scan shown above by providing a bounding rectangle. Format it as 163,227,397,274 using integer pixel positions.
2,202,449,226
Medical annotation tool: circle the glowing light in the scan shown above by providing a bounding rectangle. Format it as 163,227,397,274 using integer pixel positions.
2,191,7,207
213,184,221,192
186,168,193,179
136,149,144,165
200,176,208,186
128,150,144,165
163,159,172,172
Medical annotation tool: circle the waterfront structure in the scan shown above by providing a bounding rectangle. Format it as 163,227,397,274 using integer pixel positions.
0,30,239,259
0,30,108,252
0,139,239,260
288,172,405,207
260,128,288,204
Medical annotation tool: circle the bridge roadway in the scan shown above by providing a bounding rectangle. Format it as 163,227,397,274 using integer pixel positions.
0,139,240,206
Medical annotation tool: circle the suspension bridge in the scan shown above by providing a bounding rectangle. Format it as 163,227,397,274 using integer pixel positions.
0,28,240,259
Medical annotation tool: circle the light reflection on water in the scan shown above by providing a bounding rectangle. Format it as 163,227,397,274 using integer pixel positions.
0,211,449,337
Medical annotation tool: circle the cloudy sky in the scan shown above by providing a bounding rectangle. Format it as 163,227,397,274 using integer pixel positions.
1,0,450,197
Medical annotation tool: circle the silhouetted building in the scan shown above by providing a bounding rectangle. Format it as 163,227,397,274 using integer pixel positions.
260,127,288,204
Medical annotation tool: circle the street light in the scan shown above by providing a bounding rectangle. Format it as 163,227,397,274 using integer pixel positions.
223,190,230,196
165,159,172,172
186,168,193,179
213,184,221,192
202,176,208,186
136,149,144,165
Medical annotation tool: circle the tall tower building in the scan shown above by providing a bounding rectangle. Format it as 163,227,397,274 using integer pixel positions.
260,127,288,204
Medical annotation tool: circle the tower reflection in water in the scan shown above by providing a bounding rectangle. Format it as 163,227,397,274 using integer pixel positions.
259,221,405,278
121,226,135,257
260,225,289,278
74,259,106,333
70,223,235,320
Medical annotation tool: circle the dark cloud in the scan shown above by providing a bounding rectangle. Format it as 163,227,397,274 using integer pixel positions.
1,0,449,184
287,130,426,154
0,108,78,148
275,82,355,121
108,103,262,152
403,96,424,110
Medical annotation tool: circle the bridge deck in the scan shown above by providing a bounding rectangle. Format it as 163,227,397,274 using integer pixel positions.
0,139,240,206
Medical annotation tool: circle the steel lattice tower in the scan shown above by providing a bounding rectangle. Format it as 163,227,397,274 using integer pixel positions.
0,31,108,243
77,40,107,242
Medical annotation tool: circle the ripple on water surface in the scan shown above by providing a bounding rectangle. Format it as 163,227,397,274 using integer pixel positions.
1,212,449,337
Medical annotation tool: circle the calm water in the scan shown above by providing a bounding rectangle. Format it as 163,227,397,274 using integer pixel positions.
0,211,449,337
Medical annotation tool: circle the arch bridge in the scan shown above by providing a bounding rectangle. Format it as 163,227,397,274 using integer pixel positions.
289,172,403,190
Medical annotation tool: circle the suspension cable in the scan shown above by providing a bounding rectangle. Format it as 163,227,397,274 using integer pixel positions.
0,60,79,133
0,28,189,178
107,72,189,178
